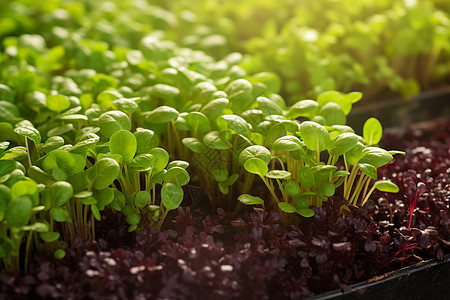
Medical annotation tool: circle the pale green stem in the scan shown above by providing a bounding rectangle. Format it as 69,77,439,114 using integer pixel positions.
349,174,366,205
25,137,32,167
261,176,279,204
362,185,378,206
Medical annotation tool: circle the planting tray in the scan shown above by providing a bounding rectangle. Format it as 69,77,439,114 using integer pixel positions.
310,255,450,299
347,86,450,130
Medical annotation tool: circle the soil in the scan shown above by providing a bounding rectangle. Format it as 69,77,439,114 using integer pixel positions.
1,121,449,300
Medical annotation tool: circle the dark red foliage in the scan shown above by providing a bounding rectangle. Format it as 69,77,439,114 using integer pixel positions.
0,121,449,299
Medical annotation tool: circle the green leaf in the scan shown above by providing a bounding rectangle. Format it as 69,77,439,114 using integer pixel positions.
298,167,315,190
0,141,9,156
71,136,100,155
149,148,169,174
225,79,253,114
22,222,49,232
144,106,179,123
343,92,363,104
98,110,132,138
128,154,154,171
328,133,359,157
298,121,330,152
358,163,378,179
91,204,101,221
42,150,86,180
297,208,315,218
161,183,184,211
164,167,190,186
244,158,268,177
272,135,303,152
317,91,343,107
256,96,283,115
110,190,126,211
218,182,229,194
374,180,399,193
134,191,150,209
126,213,141,226
5,196,33,227
46,94,70,112
0,84,14,102
266,170,291,180
109,130,137,162
227,173,239,185
313,165,337,175
40,232,60,243
319,182,335,197
59,114,88,122
96,188,115,209
88,158,120,190
0,160,24,179
38,136,65,154
47,124,74,137
285,99,318,119
200,98,229,119
79,197,97,205
151,170,167,185
167,160,189,170
265,123,287,147
278,202,296,213
112,97,139,113
203,131,232,150
285,181,302,198
0,185,11,219
150,84,180,100
239,145,271,165
318,102,346,126
186,112,210,134
363,117,383,145
238,194,264,206
388,150,406,156
182,137,206,153
49,181,73,206
359,147,393,168
191,81,218,105
0,101,19,122
14,126,41,144
73,191,92,198
217,115,250,135
50,206,70,222
345,142,366,166
54,249,66,259
210,167,228,182
11,180,37,199
294,195,311,209
134,128,159,154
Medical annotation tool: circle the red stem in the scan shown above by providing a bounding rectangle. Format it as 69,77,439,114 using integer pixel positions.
408,208,413,230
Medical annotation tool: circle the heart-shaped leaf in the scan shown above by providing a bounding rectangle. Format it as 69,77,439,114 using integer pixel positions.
110,130,137,162
328,132,359,157
298,121,330,152
244,158,268,177
98,110,131,138
161,183,184,211
164,167,190,186
203,131,232,150
239,145,271,165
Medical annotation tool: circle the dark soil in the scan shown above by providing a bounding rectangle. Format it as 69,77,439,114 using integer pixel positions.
1,121,449,300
